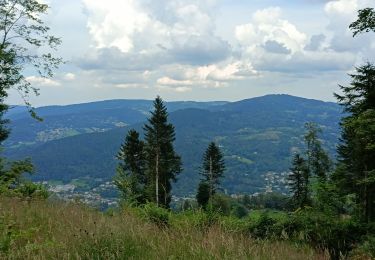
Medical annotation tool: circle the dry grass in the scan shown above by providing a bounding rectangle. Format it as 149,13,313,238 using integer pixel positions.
0,198,328,259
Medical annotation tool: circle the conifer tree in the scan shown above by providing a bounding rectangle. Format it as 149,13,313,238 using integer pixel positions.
115,129,146,204
198,142,225,205
144,96,182,208
333,63,375,222
288,153,310,209
196,181,210,208
304,122,331,182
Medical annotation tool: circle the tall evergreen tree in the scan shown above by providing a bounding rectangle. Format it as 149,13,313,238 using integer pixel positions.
114,129,146,204
304,122,331,182
333,63,375,222
144,96,182,208
198,142,225,204
288,153,310,209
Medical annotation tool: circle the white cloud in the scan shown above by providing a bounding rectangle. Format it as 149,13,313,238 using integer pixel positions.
82,0,150,52
157,77,193,86
157,85,192,93
26,76,61,87
235,7,307,54
81,0,230,66
115,83,149,89
64,73,76,81
324,0,358,16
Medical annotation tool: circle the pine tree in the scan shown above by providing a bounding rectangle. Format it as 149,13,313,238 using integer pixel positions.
333,63,375,222
288,153,310,209
114,129,146,204
144,96,182,208
198,142,225,204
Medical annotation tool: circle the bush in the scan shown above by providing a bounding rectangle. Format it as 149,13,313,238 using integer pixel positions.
353,235,375,258
18,182,49,199
247,212,279,239
283,209,366,260
208,194,231,216
141,203,169,227
231,204,248,218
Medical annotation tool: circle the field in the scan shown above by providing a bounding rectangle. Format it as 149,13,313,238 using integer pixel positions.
0,198,327,259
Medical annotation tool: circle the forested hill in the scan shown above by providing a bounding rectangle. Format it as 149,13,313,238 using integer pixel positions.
6,95,342,196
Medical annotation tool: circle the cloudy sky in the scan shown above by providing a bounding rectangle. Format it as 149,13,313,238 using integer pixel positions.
8,0,375,106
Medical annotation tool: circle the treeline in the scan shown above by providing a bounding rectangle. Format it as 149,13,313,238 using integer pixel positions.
114,96,227,210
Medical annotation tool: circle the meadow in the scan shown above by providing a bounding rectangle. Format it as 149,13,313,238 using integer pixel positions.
0,197,328,260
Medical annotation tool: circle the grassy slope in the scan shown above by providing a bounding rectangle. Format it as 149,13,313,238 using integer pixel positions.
0,198,327,259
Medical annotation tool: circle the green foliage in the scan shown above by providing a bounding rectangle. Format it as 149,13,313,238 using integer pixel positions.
354,235,375,258
304,122,332,181
0,0,62,114
287,210,366,260
201,142,225,194
288,154,310,209
196,181,210,208
350,8,375,36
207,193,231,216
334,62,375,222
17,182,49,199
144,96,182,208
197,142,226,210
141,203,170,227
231,203,248,218
247,211,279,239
241,192,289,211
114,129,146,205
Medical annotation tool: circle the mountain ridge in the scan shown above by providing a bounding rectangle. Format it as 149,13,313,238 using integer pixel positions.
5,94,344,197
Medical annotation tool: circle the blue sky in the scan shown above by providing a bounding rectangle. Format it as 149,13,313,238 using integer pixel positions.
7,0,375,106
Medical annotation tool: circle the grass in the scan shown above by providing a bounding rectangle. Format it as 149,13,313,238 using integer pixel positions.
0,197,328,259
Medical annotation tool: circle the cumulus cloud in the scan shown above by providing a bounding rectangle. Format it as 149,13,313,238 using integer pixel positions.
81,0,230,68
233,1,375,74
263,40,292,54
323,0,374,53
235,7,307,54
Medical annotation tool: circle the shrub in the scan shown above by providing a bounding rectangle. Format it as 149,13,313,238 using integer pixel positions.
208,194,231,216
142,203,169,227
247,212,278,239
284,209,366,260
353,235,375,258
231,204,248,218
18,182,49,199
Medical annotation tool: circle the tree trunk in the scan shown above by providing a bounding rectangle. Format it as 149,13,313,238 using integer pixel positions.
209,156,213,207
155,151,159,206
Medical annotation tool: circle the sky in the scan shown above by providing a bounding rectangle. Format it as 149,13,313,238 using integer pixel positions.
7,0,375,106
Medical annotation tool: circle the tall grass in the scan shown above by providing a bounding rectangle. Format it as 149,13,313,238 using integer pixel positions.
0,198,327,259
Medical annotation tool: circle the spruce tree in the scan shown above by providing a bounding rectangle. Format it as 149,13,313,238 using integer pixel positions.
144,96,182,208
198,142,225,205
114,129,146,204
333,63,375,222
304,122,331,182
288,153,310,209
